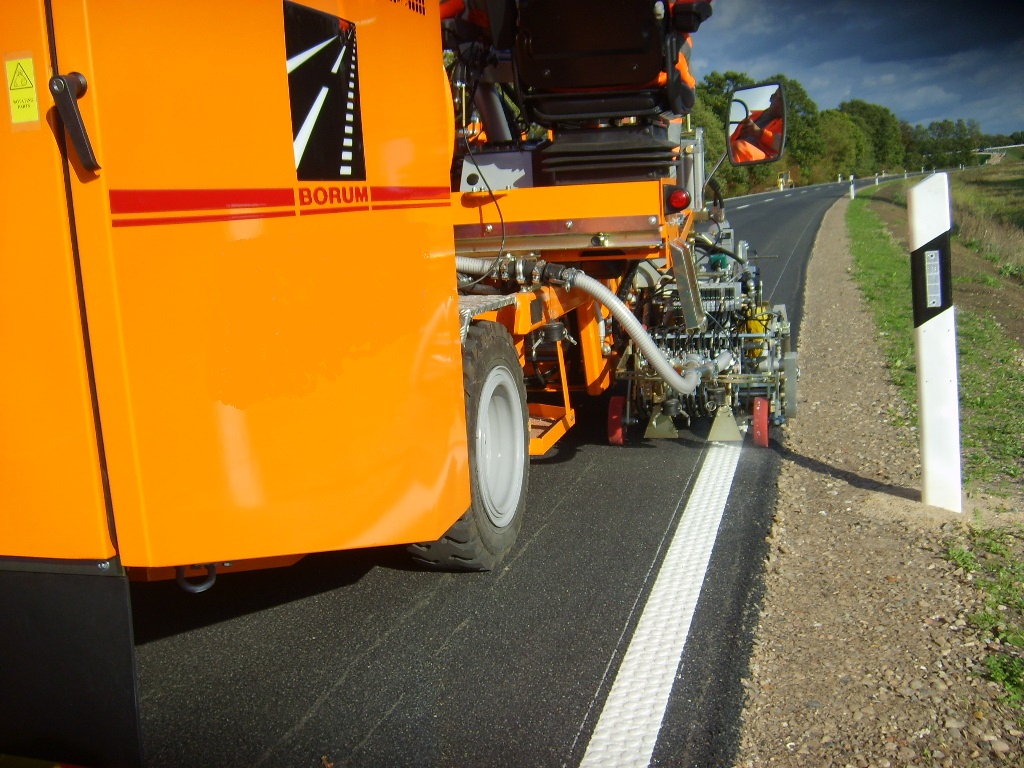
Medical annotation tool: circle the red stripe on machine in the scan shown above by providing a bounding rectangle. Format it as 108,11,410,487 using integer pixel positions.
111,211,296,227
371,186,450,202
299,206,371,216
373,201,450,211
109,188,296,214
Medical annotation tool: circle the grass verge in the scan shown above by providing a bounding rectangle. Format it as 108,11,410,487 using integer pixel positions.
847,180,1024,710
847,189,1024,490
950,164,1024,284
945,527,1024,711
865,167,1024,286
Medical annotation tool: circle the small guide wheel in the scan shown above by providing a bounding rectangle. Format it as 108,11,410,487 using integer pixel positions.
608,395,626,446
752,396,769,448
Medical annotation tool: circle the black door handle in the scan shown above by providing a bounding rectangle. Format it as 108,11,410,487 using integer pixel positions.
49,72,101,172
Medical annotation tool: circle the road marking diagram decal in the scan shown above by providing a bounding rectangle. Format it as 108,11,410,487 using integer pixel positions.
284,2,366,181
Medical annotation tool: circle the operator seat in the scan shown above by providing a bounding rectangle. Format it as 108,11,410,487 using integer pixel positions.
514,0,668,124
512,0,686,184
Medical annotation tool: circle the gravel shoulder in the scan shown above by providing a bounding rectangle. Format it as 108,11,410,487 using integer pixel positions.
735,194,1024,768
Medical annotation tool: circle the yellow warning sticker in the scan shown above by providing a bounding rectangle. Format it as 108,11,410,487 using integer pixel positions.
6,55,40,125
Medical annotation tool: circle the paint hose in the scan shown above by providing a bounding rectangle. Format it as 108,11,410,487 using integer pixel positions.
454,257,733,396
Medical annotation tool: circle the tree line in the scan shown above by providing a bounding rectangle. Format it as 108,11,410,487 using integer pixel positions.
692,70,1023,195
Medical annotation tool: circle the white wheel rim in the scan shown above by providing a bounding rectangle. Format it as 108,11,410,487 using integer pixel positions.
475,364,525,528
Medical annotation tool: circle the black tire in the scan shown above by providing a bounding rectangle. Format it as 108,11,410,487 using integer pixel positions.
408,321,529,571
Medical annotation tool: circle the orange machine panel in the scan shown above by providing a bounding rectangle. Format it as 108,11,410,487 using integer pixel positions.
0,2,115,561
451,181,665,230
42,0,470,567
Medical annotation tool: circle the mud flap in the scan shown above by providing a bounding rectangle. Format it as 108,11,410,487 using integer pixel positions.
0,565,143,768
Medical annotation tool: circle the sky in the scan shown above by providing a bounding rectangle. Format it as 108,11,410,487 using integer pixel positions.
692,0,1024,137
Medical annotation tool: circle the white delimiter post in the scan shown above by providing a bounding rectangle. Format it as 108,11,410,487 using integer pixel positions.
907,173,962,512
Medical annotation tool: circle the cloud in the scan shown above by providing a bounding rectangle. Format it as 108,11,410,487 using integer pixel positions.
696,0,1024,134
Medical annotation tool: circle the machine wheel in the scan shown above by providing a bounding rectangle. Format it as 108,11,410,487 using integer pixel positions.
608,395,626,446
752,396,769,448
409,322,528,571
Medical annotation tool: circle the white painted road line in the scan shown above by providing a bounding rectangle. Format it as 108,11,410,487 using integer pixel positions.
286,36,337,73
293,86,329,167
330,44,348,74
734,204,750,210
580,442,743,768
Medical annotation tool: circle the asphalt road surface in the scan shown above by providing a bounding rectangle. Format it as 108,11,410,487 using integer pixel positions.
132,180,871,768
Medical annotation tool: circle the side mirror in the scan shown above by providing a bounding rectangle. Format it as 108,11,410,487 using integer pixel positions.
727,83,786,166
